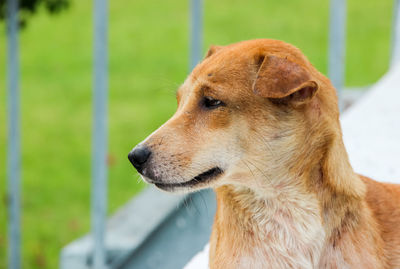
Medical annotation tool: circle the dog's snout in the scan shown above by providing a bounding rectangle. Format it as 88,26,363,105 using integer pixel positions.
128,145,151,172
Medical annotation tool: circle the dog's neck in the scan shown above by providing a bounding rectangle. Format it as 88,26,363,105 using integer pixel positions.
210,138,371,269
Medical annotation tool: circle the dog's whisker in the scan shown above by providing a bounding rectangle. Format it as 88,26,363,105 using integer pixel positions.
252,129,279,158
241,160,264,190
245,159,274,187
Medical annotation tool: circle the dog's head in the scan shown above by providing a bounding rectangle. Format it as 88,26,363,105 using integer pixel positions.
128,39,338,193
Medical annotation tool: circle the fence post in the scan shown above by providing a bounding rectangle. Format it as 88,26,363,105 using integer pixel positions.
391,0,400,67
91,0,108,268
328,0,346,111
6,0,21,269
189,0,203,71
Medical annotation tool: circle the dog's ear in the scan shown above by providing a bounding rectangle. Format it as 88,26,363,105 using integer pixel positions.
205,45,224,58
253,55,319,106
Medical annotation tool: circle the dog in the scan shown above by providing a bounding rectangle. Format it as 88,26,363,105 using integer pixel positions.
128,39,400,268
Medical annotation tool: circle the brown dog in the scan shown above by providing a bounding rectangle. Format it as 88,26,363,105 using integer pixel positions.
128,39,400,268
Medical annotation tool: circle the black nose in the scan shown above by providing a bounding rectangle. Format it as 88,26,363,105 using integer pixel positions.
128,145,151,171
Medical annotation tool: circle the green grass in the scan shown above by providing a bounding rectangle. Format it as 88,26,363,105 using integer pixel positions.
0,0,394,268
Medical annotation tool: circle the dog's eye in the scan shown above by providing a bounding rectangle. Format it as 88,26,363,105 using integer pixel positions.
203,97,224,109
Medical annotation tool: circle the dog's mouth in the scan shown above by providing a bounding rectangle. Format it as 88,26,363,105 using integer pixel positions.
154,167,224,191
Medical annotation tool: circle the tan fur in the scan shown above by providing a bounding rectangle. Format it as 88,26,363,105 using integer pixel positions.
133,39,400,268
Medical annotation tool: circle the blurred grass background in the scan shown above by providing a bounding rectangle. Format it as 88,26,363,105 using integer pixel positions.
0,0,394,268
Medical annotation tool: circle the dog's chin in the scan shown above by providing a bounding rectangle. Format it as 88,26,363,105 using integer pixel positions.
144,167,224,193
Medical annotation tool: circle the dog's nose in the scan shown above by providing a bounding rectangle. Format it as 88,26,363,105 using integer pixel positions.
128,145,151,172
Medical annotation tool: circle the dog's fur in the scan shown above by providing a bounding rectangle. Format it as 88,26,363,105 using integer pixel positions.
131,39,400,268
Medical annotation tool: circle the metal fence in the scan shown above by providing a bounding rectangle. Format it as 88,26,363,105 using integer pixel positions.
91,0,109,267
4,0,400,268
392,0,400,67
6,0,20,268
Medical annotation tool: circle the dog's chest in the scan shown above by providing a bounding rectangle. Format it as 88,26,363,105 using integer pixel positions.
211,188,326,269
241,210,324,268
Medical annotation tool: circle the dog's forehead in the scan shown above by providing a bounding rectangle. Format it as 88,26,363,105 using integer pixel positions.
178,53,255,97
199,50,253,80
179,71,249,100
